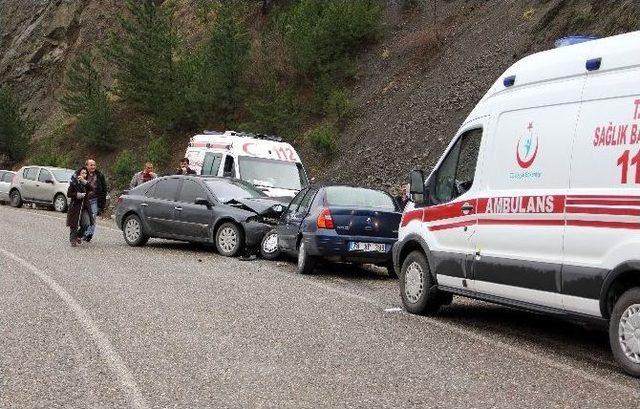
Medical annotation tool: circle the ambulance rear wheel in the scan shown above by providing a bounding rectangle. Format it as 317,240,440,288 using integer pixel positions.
399,251,442,315
609,287,640,377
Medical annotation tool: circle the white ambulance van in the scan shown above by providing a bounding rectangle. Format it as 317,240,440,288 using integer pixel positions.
393,31,640,376
184,131,309,197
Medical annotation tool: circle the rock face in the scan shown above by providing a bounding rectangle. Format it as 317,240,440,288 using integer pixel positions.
303,0,640,192
0,0,122,127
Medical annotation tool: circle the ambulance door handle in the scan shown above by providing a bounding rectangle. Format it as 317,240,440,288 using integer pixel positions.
461,203,474,215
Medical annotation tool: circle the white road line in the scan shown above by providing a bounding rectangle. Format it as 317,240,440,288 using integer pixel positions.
0,248,150,409
295,275,640,397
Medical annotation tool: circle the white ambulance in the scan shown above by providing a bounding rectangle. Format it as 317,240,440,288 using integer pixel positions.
393,31,640,376
184,131,309,197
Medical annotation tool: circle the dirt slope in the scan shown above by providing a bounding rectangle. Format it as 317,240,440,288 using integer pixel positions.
306,0,640,192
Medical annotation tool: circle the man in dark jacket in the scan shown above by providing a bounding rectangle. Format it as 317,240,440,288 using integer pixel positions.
83,158,108,242
175,158,197,175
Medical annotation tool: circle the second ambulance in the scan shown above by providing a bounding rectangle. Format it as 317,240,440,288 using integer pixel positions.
185,131,309,197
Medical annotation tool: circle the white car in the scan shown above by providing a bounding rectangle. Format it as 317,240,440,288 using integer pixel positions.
184,131,309,197
393,31,640,376
9,166,74,212
0,170,15,204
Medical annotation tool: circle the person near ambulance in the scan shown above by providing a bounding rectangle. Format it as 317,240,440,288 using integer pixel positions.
175,158,196,175
66,167,94,247
130,162,157,189
83,159,108,242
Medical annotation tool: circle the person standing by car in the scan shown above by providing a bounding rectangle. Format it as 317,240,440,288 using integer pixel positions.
83,159,108,242
394,183,410,210
175,158,197,175
130,162,157,189
67,167,94,247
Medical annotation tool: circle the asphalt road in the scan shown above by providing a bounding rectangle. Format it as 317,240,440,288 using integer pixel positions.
1,205,639,408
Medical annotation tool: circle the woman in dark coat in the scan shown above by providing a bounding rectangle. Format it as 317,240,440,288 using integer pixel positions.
66,167,94,246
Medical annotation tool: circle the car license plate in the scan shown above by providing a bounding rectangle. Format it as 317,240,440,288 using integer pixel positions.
349,242,386,252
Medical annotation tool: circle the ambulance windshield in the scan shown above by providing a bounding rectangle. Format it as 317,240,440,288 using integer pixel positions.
239,157,307,191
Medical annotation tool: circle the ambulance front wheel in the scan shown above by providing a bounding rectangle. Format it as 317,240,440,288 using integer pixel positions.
399,250,444,315
609,287,640,378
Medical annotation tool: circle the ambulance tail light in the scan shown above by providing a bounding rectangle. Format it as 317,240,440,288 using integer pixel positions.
317,208,334,229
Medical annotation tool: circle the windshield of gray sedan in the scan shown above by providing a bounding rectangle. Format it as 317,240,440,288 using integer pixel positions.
205,180,266,203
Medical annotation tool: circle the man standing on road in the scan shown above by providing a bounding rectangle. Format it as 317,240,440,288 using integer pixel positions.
83,158,108,242
175,158,197,175
130,162,157,189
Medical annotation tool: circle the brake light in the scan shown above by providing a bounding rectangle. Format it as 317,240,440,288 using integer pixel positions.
317,208,334,229
11,174,17,185
116,196,123,205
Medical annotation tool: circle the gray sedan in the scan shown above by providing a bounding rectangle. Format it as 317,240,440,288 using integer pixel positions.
114,176,288,257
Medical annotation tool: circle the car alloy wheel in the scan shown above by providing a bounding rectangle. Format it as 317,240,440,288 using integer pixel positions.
619,303,640,364
125,217,141,243
218,226,238,254
404,261,424,304
260,230,281,261
298,242,306,268
54,195,67,212
10,190,21,208
262,232,278,254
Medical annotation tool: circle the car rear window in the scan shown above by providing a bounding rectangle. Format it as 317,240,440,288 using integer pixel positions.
51,169,73,182
2,172,13,183
324,186,396,210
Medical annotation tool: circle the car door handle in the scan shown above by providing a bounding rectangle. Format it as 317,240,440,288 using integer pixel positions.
174,206,183,211
461,202,474,214
140,203,148,207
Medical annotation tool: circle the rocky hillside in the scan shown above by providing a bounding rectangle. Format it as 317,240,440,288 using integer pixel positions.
307,0,640,192
1,0,639,193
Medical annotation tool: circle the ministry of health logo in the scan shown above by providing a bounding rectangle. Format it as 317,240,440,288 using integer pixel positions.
516,122,539,169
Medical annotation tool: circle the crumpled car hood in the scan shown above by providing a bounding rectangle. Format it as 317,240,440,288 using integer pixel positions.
226,197,287,218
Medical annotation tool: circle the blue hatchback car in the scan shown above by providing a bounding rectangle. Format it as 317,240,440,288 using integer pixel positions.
276,185,402,277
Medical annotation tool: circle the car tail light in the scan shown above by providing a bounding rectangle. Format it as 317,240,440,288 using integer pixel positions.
11,174,17,185
116,196,123,205
317,208,334,229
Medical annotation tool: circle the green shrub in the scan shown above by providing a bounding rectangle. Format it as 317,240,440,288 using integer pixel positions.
145,135,171,171
324,87,353,122
402,0,423,10
242,78,299,138
111,149,138,190
307,121,338,155
61,52,115,150
31,122,73,168
283,0,383,81
105,0,180,126
0,87,31,163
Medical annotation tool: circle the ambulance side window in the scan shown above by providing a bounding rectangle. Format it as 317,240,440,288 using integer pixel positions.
432,128,482,204
201,153,222,176
223,156,236,178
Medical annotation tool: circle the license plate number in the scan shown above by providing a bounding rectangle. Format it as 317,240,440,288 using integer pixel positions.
349,242,386,252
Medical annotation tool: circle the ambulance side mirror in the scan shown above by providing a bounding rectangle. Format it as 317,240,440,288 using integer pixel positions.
409,170,426,204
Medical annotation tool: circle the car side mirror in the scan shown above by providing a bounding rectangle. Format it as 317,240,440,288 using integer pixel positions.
409,169,426,204
195,197,212,208
45,179,54,184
